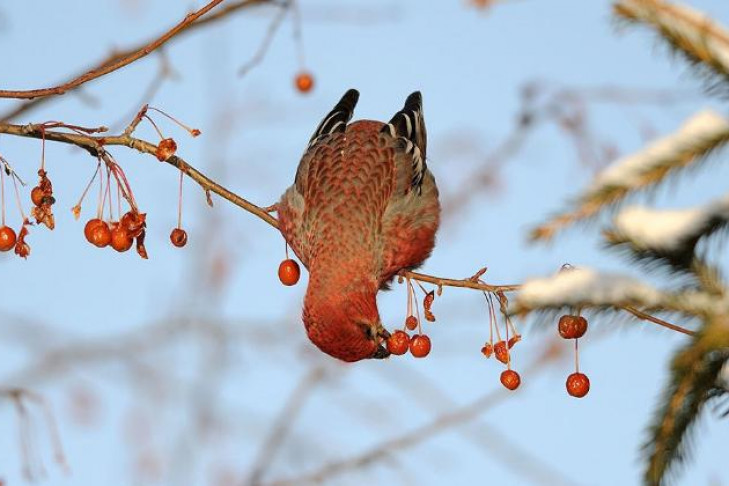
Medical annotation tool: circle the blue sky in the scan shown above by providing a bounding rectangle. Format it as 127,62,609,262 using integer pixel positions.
0,1,728,485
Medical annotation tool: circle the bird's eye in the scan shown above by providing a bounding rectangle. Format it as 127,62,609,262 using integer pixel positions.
357,322,376,340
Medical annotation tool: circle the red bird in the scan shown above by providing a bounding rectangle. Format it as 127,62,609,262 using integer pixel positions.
278,90,440,362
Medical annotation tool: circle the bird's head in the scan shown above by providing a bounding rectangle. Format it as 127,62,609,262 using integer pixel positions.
303,292,390,363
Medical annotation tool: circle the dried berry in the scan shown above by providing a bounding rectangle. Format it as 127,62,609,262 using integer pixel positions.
278,259,300,286
121,211,146,238
507,334,522,349
155,138,177,161
566,372,590,398
500,370,521,390
136,229,148,259
405,315,418,331
0,226,17,252
14,225,30,259
481,343,493,358
170,228,188,248
294,72,314,93
494,340,509,364
409,334,431,358
386,330,410,356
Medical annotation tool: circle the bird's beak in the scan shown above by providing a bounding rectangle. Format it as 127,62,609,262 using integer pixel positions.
371,344,390,360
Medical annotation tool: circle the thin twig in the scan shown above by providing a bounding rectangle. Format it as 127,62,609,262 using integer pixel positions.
0,0,273,120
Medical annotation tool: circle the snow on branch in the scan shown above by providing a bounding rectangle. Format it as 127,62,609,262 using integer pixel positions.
605,193,729,265
614,0,729,91
531,109,729,241
510,266,665,314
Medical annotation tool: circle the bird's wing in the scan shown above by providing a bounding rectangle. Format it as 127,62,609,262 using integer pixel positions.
378,93,440,284
307,89,360,147
380,91,428,193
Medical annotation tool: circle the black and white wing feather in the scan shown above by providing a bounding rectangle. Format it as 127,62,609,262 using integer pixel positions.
381,91,428,193
308,88,360,147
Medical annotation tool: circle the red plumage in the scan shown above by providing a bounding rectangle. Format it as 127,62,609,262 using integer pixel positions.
278,90,440,362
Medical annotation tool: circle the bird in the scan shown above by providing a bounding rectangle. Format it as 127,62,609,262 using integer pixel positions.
277,89,440,362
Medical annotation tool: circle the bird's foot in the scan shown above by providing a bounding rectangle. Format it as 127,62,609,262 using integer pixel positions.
263,203,279,213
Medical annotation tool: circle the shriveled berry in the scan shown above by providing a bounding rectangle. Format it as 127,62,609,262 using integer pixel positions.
494,340,509,364
386,330,410,356
481,343,493,358
405,315,418,331
278,259,300,286
88,221,111,248
110,225,134,252
500,369,521,390
170,228,188,248
566,372,590,398
121,211,146,237
0,226,17,251
294,72,314,93
155,138,177,161
507,334,522,348
31,186,44,206
409,334,431,358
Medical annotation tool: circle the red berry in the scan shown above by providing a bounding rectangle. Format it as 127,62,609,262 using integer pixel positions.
494,340,509,364
278,259,300,286
84,219,104,244
110,224,133,252
405,315,418,330
566,372,590,398
500,369,521,390
170,228,188,248
409,334,431,358
294,72,314,93
31,186,44,206
386,330,410,356
88,221,111,248
481,343,493,358
558,315,588,339
0,226,17,252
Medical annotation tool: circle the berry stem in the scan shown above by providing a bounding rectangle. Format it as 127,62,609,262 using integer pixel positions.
11,173,27,221
40,125,46,171
106,171,113,221
117,182,122,220
148,107,199,136
75,162,101,211
574,339,580,373
1,165,5,226
177,168,183,229
143,114,165,140
284,240,289,260
96,160,104,219
291,0,306,68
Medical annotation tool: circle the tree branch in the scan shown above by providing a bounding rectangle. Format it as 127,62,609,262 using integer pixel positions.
0,0,275,122
0,0,230,100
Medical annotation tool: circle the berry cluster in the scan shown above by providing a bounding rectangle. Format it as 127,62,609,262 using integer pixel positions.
481,291,523,390
385,277,437,359
558,313,590,398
